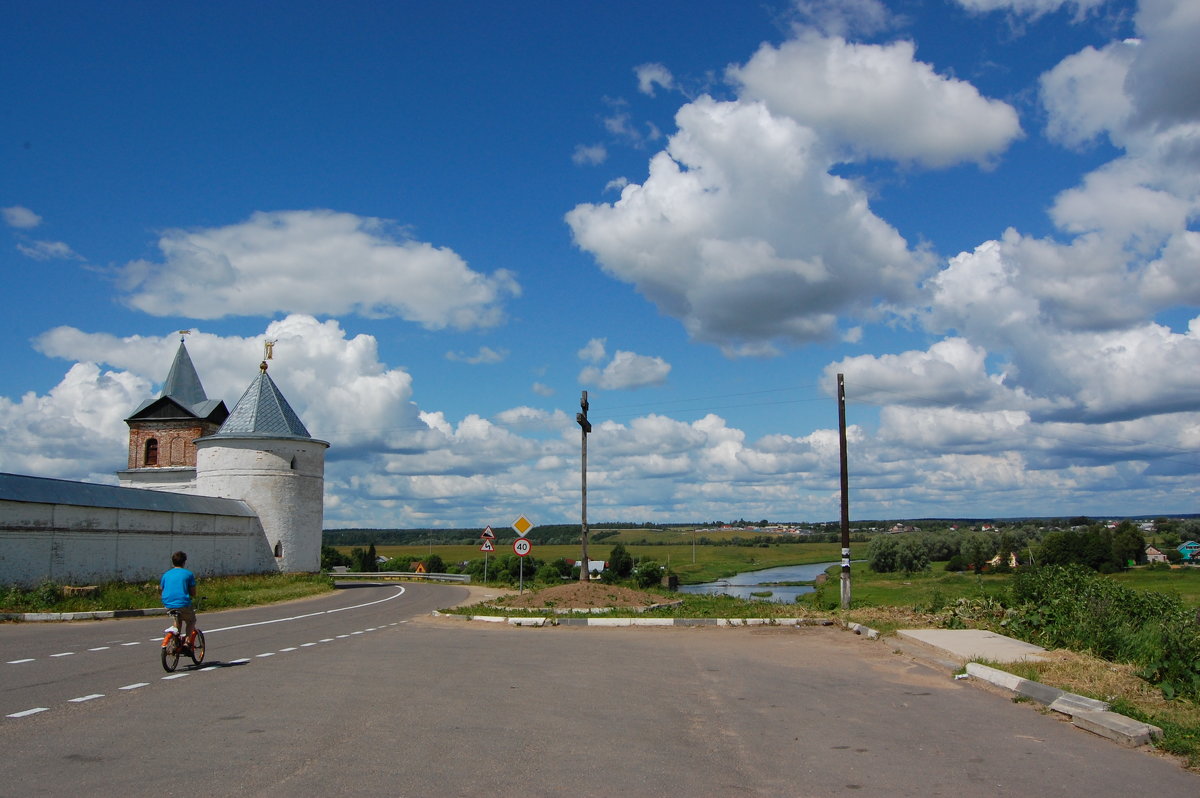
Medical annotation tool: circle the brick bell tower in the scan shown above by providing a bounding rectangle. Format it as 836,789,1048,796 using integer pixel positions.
117,333,229,492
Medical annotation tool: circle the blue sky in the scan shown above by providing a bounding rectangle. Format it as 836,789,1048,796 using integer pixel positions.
2,0,1197,528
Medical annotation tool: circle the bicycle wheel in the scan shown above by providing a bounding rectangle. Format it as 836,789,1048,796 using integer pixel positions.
189,630,205,665
161,634,180,672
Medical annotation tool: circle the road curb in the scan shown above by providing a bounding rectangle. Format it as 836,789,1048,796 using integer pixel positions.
430,611,835,629
838,622,1163,751
965,662,1163,747
0,607,169,622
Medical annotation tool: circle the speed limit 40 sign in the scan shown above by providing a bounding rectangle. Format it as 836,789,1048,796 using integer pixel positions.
513,538,532,557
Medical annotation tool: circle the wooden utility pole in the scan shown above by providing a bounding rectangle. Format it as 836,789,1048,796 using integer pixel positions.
577,391,592,582
838,373,851,609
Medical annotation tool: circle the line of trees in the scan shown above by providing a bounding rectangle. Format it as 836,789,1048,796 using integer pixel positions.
867,521,1149,575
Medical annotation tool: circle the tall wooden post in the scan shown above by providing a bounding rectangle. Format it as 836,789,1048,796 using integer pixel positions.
838,373,851,609
577,391,592,582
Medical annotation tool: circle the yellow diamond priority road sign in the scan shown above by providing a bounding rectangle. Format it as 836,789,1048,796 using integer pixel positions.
512,515,533,537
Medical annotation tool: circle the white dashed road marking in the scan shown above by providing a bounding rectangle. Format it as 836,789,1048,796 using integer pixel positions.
6,708,49,718
69,694,104,703
5,585,408,720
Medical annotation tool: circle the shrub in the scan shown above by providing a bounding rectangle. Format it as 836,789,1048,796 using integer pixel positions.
867,536,899,573
1006,565,1200,700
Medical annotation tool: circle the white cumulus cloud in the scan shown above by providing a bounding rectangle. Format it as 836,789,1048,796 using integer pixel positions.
116,210,519,329
2,206,42,229
579,349,671,390
729,33,1022,168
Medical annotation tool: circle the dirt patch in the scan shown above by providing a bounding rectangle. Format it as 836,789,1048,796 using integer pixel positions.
493,581,664,609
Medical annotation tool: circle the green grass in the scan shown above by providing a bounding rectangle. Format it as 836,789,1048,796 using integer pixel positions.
358,541,842,585
0,573,335,614
1108,566,1200,609
448,588,833,621
829,562,1009,607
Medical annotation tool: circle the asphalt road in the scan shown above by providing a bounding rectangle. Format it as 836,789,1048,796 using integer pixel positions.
1,582,1195,797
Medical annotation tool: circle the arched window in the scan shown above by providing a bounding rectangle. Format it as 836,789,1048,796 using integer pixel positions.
144,438,159,467
274,541,283,558
290,455,298,470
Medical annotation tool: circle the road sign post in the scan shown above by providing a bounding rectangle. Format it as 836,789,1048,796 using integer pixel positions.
513,536,532,593
481,527,496,582
511,516,533,593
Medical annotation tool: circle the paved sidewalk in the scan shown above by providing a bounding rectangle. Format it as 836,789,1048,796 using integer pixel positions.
896,628,1050,664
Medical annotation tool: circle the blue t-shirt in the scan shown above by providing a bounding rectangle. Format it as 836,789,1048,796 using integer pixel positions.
160,567,195,609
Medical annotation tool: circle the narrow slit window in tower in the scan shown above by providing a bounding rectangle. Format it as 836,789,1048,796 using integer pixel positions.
274,541,283,558
144,438,159,467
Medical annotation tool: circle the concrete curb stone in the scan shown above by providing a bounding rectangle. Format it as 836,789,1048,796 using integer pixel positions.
964,662,1162,748
429,611,835,629
1,607,169,622
846,626,1163,752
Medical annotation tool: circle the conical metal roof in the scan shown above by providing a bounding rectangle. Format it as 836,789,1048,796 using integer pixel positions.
162,340,209,409
212,363,312,439
126,339,227,422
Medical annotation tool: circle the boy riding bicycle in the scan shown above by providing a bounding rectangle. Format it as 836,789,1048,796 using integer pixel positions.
160,551,197,648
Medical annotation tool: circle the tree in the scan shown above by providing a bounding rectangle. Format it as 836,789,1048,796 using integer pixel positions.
960,533,996,575
867,536,899,573
894,537,930,575
1110,522,1145,569
918,532,959,562
634,561,662,589
421,553,446,574
1038,531,1083,567
535,562,563,583
321,545,352,570
608,543,634,578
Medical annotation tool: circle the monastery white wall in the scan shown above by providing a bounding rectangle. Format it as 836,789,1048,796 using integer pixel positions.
0,497,276,588
116,467,198,492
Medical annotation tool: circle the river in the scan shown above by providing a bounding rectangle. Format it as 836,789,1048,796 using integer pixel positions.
677,561,838,603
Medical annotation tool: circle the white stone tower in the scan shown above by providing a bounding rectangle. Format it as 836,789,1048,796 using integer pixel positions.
195,360,329,573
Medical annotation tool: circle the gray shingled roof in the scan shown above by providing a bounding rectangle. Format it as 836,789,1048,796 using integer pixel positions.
127,341,227,421
162,341,208,408
212,365,312,439
0,472,256,516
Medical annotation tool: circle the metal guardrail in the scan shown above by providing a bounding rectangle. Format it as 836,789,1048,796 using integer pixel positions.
325,571,470,583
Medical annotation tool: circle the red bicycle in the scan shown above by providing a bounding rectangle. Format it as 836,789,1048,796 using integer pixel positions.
161,609,206,672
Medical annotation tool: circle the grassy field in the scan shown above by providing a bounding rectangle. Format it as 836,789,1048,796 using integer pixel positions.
1108,566,1200,608
802,562,1011,611
349,541,842,584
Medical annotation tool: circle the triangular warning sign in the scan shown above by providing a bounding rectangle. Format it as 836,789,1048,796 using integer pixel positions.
480,539,494,552
481,525,496,539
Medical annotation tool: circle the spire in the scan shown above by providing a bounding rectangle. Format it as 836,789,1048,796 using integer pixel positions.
161,339,209,410
214,367,312,439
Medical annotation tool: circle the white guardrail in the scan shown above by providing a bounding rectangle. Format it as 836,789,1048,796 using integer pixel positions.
325,571,471,583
